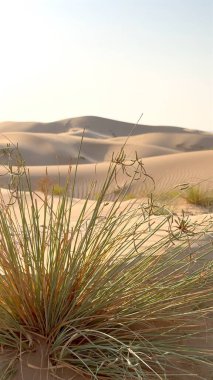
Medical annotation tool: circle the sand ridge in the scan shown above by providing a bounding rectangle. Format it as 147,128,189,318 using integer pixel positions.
0,116,212,196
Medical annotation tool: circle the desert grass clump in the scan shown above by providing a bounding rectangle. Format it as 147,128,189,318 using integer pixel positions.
0,148,212,379
52,183,66,196
37,176,66,197
184,185,213,207
37,175,53,195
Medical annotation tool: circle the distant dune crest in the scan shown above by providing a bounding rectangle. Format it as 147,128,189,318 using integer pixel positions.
0,116,212,194
0,115,209,135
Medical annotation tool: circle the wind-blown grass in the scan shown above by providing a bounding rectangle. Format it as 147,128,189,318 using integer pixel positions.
0,147,212,379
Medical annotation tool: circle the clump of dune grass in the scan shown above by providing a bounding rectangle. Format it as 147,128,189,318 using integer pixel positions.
52,183,66,196
184,185,213,208
37,176,66,197
37,175,53,195
0,146,212,379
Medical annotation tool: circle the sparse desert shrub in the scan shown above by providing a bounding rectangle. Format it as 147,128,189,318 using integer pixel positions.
52,183,66,196
37,177,66,197
37,175,53,195
184,185,213,207
0,148,212,379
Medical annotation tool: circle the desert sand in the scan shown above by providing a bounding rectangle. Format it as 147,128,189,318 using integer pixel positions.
0,116,212,379
0,116,213,197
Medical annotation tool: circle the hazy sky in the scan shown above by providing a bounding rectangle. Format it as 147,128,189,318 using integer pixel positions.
0,0,212,131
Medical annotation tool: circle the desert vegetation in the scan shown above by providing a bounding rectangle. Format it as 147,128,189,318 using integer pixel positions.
183,185,213,208
121,185,213,214
0,146,212,379
37,176,66,197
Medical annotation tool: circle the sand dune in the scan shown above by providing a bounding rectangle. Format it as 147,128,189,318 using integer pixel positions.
137,150,213,193
0,150,212,197
0,116,212,196
0,116,209,136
